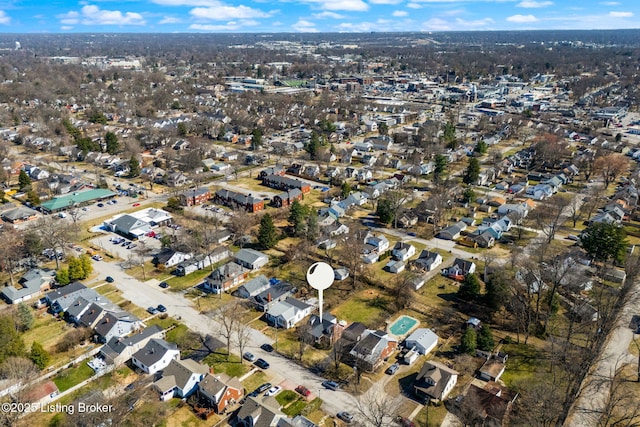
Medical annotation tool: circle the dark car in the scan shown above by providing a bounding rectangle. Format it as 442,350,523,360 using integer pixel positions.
407,232,417,236
105,276,114,283
254,358,270,369
156,304,167,313
147,306,158,314
386,363,400,375
260,343,274,352
159,282,169,289
248,382,272,397
295,385,311,397
322,380,339,391
337,412,354,423
97,203,104,207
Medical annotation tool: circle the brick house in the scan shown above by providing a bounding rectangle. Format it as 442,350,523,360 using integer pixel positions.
196,373,243,414
261,174,311,194
214,189,264,213
273,188,303,208
179,187,211,206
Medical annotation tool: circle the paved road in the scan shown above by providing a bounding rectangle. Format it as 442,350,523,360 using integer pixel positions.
89,259,360,420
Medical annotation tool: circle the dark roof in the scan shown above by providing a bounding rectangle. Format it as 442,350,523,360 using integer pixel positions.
154,248,178,265
102,325,164,359
414,360,458,400
253,282,295,307
156,358,208,392
133,339,178,367
342,322,367,342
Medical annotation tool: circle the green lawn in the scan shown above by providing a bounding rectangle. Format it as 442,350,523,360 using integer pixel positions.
165,268,212,292
332,289,390,326
203,350,250,378
276,390,299,406
499,342,544,387
241,370,269,393
53,362,95,392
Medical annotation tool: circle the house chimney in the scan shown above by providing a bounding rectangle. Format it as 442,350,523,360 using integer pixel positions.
267,293,272,302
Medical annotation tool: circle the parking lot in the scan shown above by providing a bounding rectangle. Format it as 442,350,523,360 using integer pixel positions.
90,231,163,261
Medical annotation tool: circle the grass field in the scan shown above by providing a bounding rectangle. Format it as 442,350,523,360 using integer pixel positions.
241,370,269,393
203,350,249,378
331,289,389,326
53,362,95,392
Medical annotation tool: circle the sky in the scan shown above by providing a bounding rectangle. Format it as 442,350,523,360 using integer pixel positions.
0,0,638,33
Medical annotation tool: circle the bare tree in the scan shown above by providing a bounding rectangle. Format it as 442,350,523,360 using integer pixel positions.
532,194,571,243
567,194,583,228
34,216,71,270
588,363,640,427
338,226,368,289
354,385,401,427
0,227,24,286
594,153,629,188
233,309,253,365
210,302,239,361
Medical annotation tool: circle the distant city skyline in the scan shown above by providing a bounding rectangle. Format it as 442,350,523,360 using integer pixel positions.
0,0,637,33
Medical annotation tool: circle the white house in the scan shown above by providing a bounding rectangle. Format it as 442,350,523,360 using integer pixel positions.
154,358,208,401
265,297,314,329
414,361,459,402
365,233,390,252
413,251,443,272
391,242,416,262
404,328,439,355
131,339,180,375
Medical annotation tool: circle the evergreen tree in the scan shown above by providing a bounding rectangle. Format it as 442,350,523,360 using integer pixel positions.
26,190,40,206
55,269,70,285
251,128,263,150
485,271,510,310
460,327,477,355
177,122,187,136
463,157,481,185
288,200,309,237
433,154,448,183
458,273,481,301
306,132,320,160
376,199,394,224
443,121,456,147
579,222,628,264
258,213,279,249
87,110,107,124
0,315,26,364
341,181,352,199
16,303,34,332
105,131,119,154
475,140,488,154
477,326,495,351
129,155,140,178
462,188,476,204
18,170,31,190
306,213,319,242
30,341,50,370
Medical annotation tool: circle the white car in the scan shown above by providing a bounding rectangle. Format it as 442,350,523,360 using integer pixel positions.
264,385,282,397
92,255,103,261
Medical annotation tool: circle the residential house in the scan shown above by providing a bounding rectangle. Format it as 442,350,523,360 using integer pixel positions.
273,189,303,208
436,221,467,240
340,191,368,209
413,250,443,272
265,297,314,329
94,311,142,343
99,325,165,366
131,338,180,375
334,268,349,281
164,171,190,187
154,358,209,401
467,230,496,248
196,373,244,413
1,206,38,224
175,248,231,276
46,282,100,314
203,262,249,294
258,166,285,179
397,212,418,228
384,260,405,274
253,282,297,312
306,312,340,346
214,189,265,213
235,395,287,427
261,175,311,194
392,242,416,262
235,275,271,299
1,268,55,305
442,258,476,281
459,383,517,427
348,329,398,372
413,361,458,402
404,328,439,355
178,187,211,206
479,353,508,382
497,203,529,218
235,249,269,270
153,249,192,269
365,233,390,253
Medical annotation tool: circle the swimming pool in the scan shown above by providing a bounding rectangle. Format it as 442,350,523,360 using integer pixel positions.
389,315,419,337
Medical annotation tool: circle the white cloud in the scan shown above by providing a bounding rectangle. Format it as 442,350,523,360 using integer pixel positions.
159,16,182,24
600,1,620,5
517,0,552,7
609,11,633,18
337,21,378,31
60,26,73,30
454,17,495,28
305,0,369,11
507,14,538,22
407,3,422,8
312,11,346,19
292,19,318,32
190,5,271,20
422,17,451,30
369,0,403,4
58,5,146,26
152,0,219,6
189,19,258,30
392,10,409,16
0,11,10,25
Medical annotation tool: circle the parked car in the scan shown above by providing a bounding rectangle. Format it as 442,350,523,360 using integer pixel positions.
156,304,167,313
254,358,270,369
133,203,141,207
243,352,256,362
147,306,158,314
248,382,272,397
105,276,114,283
337,412,354,423
322,380,339,391
396,416,416,427
260,343,274,353
264,386,282,397
295,385,311,397
407,232,417,237
386,363,400,375
92,255,103,261
159,282,169,289
97,203,104,207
